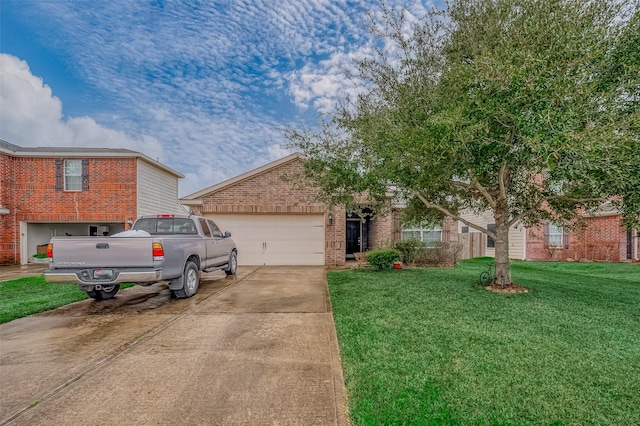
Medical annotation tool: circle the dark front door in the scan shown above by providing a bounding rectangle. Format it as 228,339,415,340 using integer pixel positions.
627,230,633,260
346,219,361,259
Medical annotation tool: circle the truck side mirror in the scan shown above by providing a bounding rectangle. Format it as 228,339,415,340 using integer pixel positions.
224,231,231,238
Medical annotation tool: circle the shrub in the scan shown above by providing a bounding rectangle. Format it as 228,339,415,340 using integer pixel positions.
394,240,464,267
366,250,401,270
395,239,426,266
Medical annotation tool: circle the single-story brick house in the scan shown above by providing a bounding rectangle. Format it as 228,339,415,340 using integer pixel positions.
0,140,185,265
453,203,639,262
180,153,403,267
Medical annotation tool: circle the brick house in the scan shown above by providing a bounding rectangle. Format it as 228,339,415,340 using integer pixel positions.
180,153,403,267
452,204,639,262
0,140,185,265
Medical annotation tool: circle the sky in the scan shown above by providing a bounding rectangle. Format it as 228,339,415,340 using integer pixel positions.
1,0,434,197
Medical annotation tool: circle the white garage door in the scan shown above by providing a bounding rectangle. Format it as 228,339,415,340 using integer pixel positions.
208,214,325,266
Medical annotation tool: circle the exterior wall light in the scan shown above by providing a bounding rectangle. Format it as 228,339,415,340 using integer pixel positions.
328,213,333,225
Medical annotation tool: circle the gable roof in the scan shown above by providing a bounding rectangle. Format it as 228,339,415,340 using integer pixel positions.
180,152,304,204
0,139,184,178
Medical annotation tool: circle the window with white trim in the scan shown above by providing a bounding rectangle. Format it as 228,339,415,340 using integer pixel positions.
548,223,564,247
64,159,83,191
402,226,442,244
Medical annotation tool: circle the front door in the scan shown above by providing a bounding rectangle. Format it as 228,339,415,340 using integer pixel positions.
346,219,361,259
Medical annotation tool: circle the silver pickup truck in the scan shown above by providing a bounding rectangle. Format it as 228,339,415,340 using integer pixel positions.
44,214,237,300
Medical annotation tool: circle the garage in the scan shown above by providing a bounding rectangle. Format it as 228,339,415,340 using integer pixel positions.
208,214,325,266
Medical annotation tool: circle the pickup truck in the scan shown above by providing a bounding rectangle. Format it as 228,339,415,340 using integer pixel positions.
44,214,238,300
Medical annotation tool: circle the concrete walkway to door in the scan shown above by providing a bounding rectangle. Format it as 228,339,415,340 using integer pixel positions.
0,266,349,425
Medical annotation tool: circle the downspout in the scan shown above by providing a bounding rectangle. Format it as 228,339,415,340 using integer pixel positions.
635,229,639,261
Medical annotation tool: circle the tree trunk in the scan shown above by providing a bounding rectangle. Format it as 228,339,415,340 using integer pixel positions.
493,203,511,287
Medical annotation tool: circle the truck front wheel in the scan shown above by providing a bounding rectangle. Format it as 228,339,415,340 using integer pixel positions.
225,251,237,276
87,284,120,301
171,261,199,298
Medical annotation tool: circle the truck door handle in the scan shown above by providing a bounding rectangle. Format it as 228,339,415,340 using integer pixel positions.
96,243,109,249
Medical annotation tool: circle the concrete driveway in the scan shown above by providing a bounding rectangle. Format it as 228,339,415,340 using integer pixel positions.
0,266,349,425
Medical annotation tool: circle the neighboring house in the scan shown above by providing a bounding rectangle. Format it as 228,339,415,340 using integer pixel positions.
180,153,403,267
450,204,639,262
0,140,185,265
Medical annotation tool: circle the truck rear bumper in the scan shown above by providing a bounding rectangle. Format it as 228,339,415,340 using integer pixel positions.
44,268,163,285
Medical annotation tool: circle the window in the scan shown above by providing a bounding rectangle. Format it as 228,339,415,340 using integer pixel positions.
402,227,442,245
487,224,496,248
64,160,82,191
198,218,211,237
544,222,569,248
56,159,88,191
548,223,564,247
461,226,469,233
207,220,223,238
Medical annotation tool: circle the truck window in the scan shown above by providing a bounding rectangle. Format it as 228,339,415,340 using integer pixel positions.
174,218,197,234
207,220,223,238
198,218,212,237
133,218,198,235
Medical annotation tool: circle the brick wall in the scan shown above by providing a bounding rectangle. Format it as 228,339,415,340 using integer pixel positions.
526,215,629,262
198,157,346,266
0,154,138,264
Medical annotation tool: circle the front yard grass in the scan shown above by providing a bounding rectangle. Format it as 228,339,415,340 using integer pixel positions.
329,259,640,425
0,275,90,324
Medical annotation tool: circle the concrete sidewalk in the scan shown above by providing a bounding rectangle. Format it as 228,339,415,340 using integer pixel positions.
0,266,349,425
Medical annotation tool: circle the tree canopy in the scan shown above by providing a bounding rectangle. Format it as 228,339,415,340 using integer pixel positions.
286,0,640,286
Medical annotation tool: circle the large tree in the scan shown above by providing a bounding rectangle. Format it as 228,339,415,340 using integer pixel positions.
287,0,640,287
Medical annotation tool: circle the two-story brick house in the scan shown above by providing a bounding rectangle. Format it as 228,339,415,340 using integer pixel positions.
180,153,403,267
0,140,185,265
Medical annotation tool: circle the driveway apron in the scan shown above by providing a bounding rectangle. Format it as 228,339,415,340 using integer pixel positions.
0,266,349,425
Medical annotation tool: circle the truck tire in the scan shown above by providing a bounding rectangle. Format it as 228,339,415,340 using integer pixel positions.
225,251,238,276
172,261,199,298
87,284,120,301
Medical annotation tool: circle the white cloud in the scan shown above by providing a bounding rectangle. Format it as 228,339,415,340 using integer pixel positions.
0,54,165,161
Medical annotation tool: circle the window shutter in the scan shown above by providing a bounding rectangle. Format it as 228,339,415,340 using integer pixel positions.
55,159,63,191
82,159,89,191
543,222,550,248
563,227,569,249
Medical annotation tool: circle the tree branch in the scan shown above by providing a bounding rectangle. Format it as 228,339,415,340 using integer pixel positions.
469,172,496,209
409,189,496,238
498,161,508,202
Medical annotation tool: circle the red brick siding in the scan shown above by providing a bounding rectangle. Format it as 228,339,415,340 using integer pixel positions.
198,158,346,266
0,154,138,264
526,215,629,262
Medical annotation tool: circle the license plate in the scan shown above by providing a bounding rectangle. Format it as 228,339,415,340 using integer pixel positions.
93,269,114,280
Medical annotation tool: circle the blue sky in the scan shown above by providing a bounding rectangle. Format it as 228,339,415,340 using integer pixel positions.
1,0,433,196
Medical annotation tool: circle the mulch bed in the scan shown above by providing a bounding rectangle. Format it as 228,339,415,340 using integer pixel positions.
485,282,529,294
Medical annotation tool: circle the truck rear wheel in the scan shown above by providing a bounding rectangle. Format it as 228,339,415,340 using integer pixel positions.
87,284,120,301
171,261,199,298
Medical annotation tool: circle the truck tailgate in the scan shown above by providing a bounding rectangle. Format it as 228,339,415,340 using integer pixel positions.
50,237,155,268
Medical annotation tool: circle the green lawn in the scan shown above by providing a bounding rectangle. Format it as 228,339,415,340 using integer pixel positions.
0,275,90,324
329,259,640,425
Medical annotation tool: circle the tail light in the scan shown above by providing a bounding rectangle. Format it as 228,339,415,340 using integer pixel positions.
152,242,164,260
47,243,53,258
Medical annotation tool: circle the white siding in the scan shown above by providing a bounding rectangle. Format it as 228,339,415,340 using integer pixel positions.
137,160,185,216
458,210,526,260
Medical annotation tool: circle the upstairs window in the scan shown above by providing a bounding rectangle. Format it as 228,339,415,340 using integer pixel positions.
56,159,89,191
64,160,82,191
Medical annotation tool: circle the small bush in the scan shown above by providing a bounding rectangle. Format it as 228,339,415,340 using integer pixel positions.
394,240,464,266
366,250,401,270
395,239,426,266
